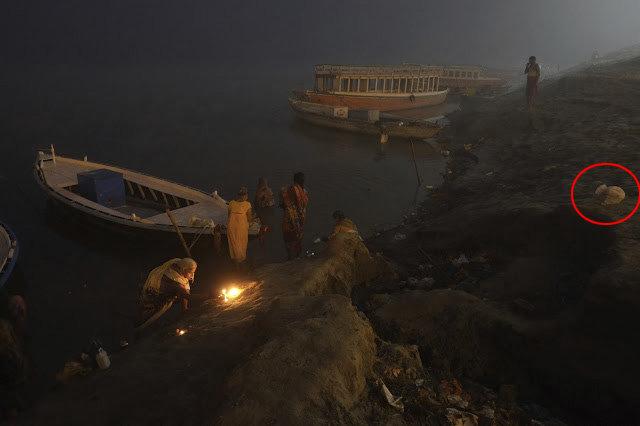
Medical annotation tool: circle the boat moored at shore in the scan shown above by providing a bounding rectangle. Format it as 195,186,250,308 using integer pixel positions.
303,64,449,111
289,97,442,141
440,65,508,95
34,149,261,240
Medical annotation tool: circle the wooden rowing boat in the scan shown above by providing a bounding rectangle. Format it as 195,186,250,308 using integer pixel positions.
0,222,18,290
288,97,442,140
34,149,261,238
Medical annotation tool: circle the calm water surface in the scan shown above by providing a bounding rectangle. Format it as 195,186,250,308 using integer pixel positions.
0,65,449,392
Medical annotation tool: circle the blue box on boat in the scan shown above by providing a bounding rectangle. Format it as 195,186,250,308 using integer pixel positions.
77,169,126,208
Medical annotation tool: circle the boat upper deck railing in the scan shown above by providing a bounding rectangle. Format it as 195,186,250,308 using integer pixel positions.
315,64,444,77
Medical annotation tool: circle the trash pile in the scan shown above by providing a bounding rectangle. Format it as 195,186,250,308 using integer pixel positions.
371,341,563,425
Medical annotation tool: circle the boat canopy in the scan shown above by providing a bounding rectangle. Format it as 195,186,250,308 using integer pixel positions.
313,64,444,94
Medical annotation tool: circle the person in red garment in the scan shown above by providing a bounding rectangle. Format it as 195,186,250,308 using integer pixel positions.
280,172,309,259
524,56,541,110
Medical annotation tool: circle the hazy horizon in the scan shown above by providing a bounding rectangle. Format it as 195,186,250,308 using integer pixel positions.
2,1,640,70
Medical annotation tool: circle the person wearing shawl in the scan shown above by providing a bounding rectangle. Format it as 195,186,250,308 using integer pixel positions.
329,210,359,240
227,187,253,264
254,177,275,208
137,258,197,329
280,172,309,259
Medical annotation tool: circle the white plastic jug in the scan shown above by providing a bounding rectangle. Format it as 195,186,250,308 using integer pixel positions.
95,348,111,369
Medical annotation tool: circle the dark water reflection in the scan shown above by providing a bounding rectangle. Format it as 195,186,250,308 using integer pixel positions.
0,65,447,392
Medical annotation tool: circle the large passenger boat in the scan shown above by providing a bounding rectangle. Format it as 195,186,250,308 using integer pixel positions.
301,64,448,111
440,65,507,95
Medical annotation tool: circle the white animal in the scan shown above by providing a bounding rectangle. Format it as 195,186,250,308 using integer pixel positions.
595,184,625,205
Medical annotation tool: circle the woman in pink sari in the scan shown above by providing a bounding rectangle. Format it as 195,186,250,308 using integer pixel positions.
280,172,308,259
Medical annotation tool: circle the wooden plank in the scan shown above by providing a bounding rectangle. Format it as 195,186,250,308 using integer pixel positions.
125,180,135,195
146,201,227,227
135,182,147,200
171,194,181,209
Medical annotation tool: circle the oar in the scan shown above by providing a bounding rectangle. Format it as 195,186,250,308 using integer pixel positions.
166,208,192,258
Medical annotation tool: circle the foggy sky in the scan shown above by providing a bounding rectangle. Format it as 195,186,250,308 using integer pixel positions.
2,0,639,69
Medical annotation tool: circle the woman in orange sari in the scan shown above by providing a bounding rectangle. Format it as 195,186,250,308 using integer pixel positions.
280,172,309,259
227,187,253,264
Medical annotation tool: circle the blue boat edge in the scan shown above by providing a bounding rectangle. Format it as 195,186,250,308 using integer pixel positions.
0,221,19,290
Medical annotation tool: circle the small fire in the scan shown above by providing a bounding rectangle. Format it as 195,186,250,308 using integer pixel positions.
221,286,242,302
176,328,187,336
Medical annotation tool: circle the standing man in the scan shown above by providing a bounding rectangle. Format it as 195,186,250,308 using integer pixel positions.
280,172,309,259
524,56,541,110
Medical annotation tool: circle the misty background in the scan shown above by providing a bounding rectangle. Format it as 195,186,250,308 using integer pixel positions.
0,0,640,389
2,0,640,70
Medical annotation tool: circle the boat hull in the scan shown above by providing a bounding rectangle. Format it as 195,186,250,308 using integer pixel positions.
33,156,261,239
289,99,441,140
0,222,18,290
303,90,448,111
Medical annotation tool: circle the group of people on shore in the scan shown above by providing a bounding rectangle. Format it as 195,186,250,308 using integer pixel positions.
137,171,363,329
226,171,309,265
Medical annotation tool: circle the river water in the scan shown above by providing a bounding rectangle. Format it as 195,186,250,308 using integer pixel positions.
0,65,451,394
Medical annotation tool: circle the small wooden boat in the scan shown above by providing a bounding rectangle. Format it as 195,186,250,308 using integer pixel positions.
303,64,449,111
289,97,442,140
34,148,261,239
0,222,18,290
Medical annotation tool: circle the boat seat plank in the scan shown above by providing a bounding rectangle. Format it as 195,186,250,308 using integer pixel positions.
146,201,228,227
57,188,153,224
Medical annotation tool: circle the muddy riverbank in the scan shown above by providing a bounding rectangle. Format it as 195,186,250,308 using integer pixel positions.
366,55,640,424
17,55,640,424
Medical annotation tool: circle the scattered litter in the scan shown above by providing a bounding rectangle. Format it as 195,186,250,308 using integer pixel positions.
394,233,407,241
305,250,317,258
419,277,435,288
512,298,535,314
441,150,450,156
452,254,470,266
381,381,404,412
119,339,129,349
95,347,111,370
542,165,558,171
56,361,92,384
439,378,471,409
415,378,425,387
485,171,494,176
445,408,478,426
425,185,434,190
313,237,322,244
471,254,488,263
479,406,495,420
463,144,473,151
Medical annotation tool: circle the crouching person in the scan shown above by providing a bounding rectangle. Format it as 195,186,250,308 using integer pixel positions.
136,258,197,330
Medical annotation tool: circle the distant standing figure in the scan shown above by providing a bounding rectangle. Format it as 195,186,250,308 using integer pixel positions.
281,172,309,259
255,177,275,208
227,187,253,264
524,56,541,110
